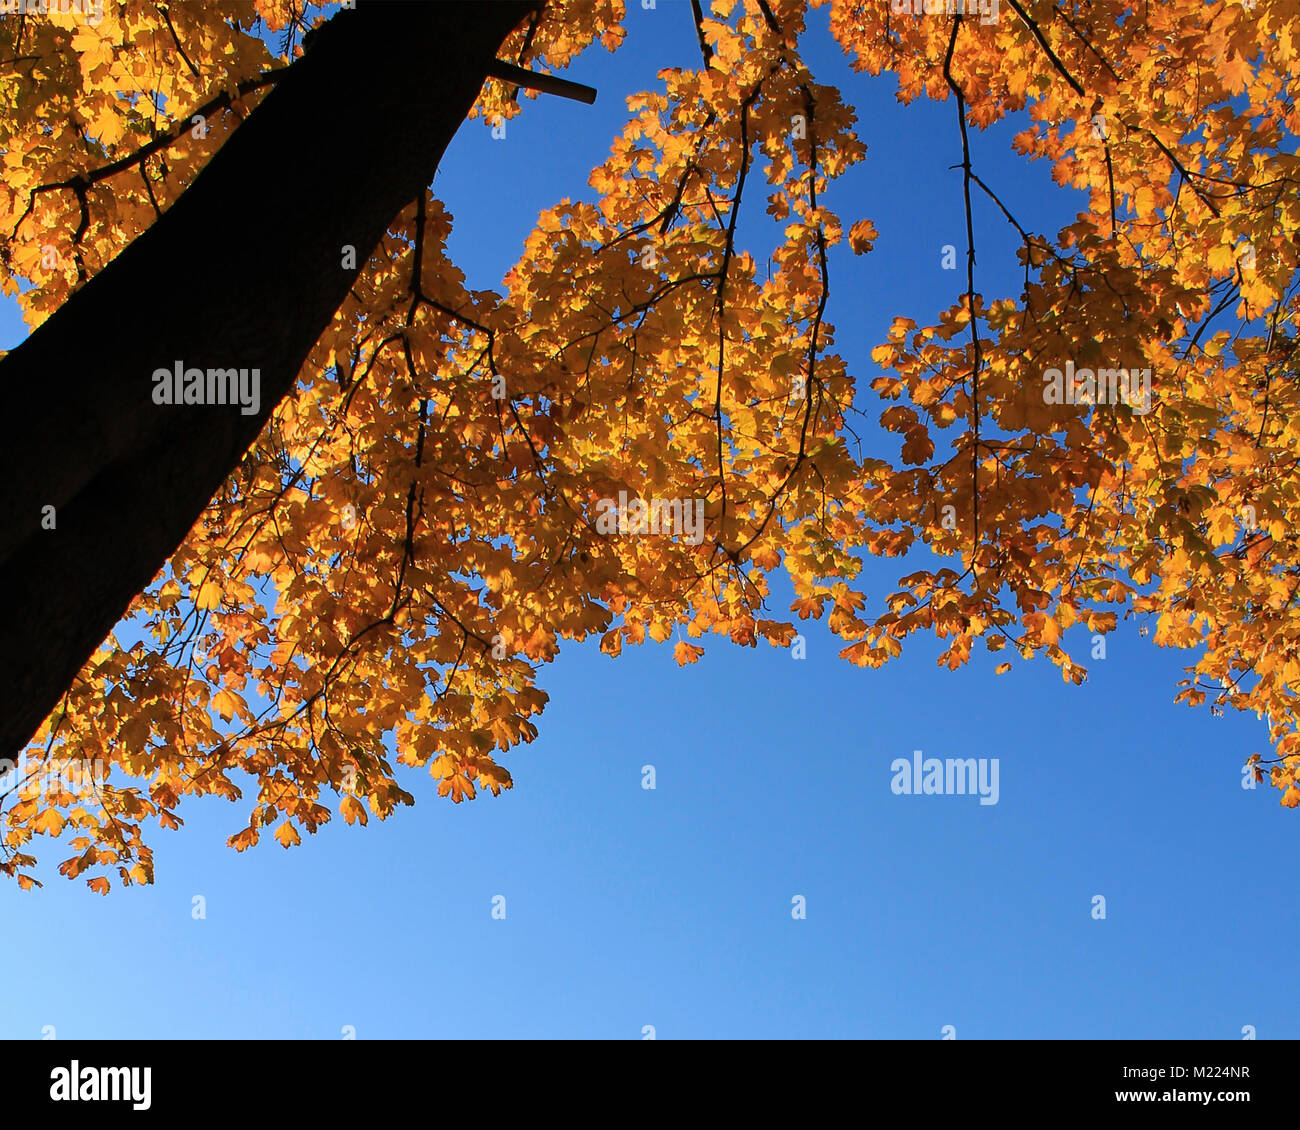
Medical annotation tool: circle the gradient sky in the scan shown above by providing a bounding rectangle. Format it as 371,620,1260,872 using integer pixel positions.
1,2,1293,1040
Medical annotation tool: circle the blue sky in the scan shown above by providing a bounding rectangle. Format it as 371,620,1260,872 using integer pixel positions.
0,2,1293,1040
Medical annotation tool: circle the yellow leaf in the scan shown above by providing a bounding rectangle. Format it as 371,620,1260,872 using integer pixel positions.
340,796,368,826
196,581,223,610
34,808,64,836
274,822,301,848
211,689,238,721
1206,242,1236,273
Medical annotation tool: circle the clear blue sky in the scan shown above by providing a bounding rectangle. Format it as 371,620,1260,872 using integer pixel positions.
1,2,1293,1040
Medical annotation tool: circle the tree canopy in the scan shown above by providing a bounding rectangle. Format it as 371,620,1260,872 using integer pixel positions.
2,0,1299,892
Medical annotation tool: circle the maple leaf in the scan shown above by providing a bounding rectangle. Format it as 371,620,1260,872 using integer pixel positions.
674,640,705,665
195,582,224,610
211,690,239,722
33,809,65,837
848,218,878,254
340,796,368,826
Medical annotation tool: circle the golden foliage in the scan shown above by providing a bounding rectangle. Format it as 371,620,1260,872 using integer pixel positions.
3,0,1300,890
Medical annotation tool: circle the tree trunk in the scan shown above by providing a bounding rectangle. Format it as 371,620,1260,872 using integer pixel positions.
0,0,539,759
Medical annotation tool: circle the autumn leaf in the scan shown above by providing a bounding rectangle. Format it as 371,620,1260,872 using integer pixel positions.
340,796,368,826
211,690,239,722
848,218,878,254
195,581,223,610
900,427,934,466
33,809,64,837
1133,185,1158,219
674,640,705,665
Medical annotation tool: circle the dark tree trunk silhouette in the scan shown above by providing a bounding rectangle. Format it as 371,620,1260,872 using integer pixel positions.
0,0,538,759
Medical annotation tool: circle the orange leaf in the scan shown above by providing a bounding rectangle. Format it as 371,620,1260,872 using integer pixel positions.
211,689,238,721
674,640,705,665
34,809,65,836
340,796,368,826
